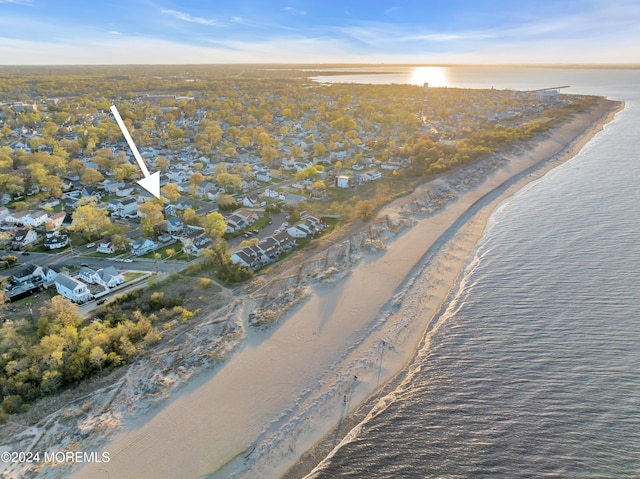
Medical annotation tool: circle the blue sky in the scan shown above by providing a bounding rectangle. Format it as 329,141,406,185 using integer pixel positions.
1,0,639,64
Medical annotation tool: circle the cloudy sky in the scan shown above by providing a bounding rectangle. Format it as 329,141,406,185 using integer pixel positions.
1,0,639,64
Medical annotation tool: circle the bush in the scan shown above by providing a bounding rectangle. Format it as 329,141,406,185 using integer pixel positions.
199,278,213,288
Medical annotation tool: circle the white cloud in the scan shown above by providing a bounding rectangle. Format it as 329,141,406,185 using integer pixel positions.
0,0,33,4
282,7,306,16
108,31,121,35
384,7,399,16
160,8,222,27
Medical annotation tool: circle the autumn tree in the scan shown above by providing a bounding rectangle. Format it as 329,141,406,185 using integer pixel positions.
81,168,104,186
217,193,236,209
189,172,205,195
161,183,180,203
203,211,226,239
138,201,165,237
72,199,111,240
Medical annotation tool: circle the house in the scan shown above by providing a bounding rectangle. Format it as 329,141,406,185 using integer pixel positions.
256,169,272,183
97,234,115,254
40,266,59,285
165,216,184,234
81,186,102,199
54,274,92,303
183,235,212,256
12,264,43,284
11,229,38,250
362,171,382,182
48,211,67,230
129,237,159,256
116,197,138,217
44,233,69,250
5,210,29,225
231,249,259,269
234,208,259,225
77,266,100,284
97,267,124,288
22,210,49,228
287,225,308,238
273,231,297,252
241,196,258,208
175,198,194,211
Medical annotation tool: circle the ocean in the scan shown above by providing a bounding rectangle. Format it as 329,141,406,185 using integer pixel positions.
305,67,640,478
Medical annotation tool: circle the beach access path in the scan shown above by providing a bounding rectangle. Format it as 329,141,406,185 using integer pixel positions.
71,97,622,479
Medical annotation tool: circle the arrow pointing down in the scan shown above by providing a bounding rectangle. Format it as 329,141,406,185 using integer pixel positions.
110,104,161,198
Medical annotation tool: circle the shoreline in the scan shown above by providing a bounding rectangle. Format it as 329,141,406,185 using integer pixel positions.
288,97,626,479
66,97,623,479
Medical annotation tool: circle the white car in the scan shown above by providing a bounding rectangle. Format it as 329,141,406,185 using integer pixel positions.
123,259,133,263
86,242,96,248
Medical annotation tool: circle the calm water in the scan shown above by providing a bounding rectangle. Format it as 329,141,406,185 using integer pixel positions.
307,68,640,477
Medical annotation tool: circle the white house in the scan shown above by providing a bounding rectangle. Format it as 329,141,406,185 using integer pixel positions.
336,176,350,188
11,229,38,250
48,211,67,230
97,267,124,288
44,233,69,250
130,237,159,256
40,266,59,285
22,210,48,227
256,169,272,182
97,235,115,254
5,210,29,225
117,197,138,217
77,266,100,284
286,226,308,238
55,274,92,303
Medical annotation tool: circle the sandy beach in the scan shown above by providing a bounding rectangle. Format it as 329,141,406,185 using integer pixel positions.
68,97,623,479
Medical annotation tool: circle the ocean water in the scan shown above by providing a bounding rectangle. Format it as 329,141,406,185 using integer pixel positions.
306,68,640,478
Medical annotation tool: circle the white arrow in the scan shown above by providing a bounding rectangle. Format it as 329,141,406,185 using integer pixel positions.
110,104,161,199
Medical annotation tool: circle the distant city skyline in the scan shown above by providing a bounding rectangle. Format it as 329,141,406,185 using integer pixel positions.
1,0,639,65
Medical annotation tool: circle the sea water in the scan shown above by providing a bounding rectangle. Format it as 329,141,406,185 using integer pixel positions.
306,68,640,477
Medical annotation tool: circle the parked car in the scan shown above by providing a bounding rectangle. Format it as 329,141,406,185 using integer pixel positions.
123,259,133,263
96,298,107,305
80,263,88,267
21,251,30,255
86,242,96,248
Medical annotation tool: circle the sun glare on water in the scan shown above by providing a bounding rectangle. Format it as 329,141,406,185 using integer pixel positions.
410,66,448,87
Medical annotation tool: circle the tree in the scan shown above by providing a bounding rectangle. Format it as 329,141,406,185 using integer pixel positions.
354,200,376,221
313,142,328,157
110,233,130,252
72,199,111,240
203,212,226,239
217,193,236,209
138,201,164,237
161,183,180,203
189,172,205,195
81,168,104,186
181,208,200,226
0,174,24,196
1,255,17,268
113,164,139,181
38,296,83,336
216,172,242,193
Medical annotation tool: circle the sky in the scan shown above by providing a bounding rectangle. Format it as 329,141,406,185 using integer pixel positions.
0,0,639,65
